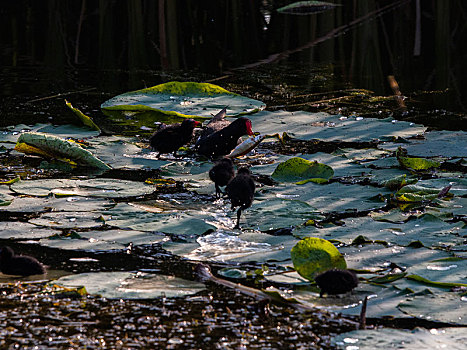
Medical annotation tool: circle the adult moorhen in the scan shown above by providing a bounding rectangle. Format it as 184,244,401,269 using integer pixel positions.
0,246,46,276
196,117,254,158
149,118,201,158
314,269,358,297
225,167,255,229
197,107,230,141
209,157,235,198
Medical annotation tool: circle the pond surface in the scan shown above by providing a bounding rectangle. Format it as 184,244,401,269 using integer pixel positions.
1,1,466,348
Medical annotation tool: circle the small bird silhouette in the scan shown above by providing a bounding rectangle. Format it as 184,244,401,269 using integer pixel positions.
0,246,45,276
149,118,201,158
314,269,358,297
209,158,235,198
226,167,255,229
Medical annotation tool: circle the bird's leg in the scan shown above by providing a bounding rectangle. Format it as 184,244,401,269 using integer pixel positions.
173,150,179,158
234,208,242,229
156,153,161,159
215,185,223,198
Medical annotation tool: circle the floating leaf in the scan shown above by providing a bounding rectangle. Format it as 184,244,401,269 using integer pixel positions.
405,274,467,288
277,1,340,15
15,132,110,170
65,100,101,132
383,174,417,190
291,237,347,281
271,157,334,184
396,147,441,171
101,81,265,122
398,293,467,325
55,271,206,299
395,185,444,202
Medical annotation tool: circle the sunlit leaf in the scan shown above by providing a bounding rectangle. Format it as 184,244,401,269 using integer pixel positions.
291,237,346,281
55,271,206,299
101,81,265,123
396,147,441,171
15,132,110,170
65,100,101,132
271,157,334,184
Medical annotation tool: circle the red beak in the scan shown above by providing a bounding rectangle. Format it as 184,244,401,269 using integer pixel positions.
246,120,254,135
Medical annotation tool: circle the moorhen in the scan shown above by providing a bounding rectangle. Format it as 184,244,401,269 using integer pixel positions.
196,117,254,158
149,118,201,158
197,107,230,141
0,246,45,276
314,269,358,297
209,157,235,198
225,167,255,229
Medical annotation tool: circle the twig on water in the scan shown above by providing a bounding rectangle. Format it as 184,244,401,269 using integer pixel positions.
26,87,96,104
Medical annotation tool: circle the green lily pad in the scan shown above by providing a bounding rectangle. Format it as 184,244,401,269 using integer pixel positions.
398,293,467,325
402,130,467,158
271,157,334,184
291,237,346,281
395,185,444,202
15,132,110,169
0,221,59,239
55,271,206,299
39,229,166,251
29,211,106,229
397,147,441,171
101,81,265,121
0,196,114,213
10,178,155,198
248,111,426,142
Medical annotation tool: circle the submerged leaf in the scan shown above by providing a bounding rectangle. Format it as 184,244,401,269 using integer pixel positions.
291,237,347,281
271,157,334,184
15,132,110,170
277,1,340,15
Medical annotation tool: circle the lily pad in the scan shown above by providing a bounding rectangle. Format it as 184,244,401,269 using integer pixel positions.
101,81,265,121
398,293,467,325
15,132,110,169
0,196,115,213
40,229,166,251
291,237,347,281
248,111,426,142
55,271,206,299
397,147,441,171
10,178,156,199
0,221,59,239
271,157,334,184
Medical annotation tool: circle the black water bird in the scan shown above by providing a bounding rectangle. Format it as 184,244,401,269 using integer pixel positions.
0,246,45,276
225,167,255,229
197,107,230,141
196,117,254,158
314,269,358,297
209,157,235,198
149,118,201,157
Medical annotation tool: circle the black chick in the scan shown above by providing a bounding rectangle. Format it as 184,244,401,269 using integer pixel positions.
225,167,255,229
149,118,201,158
209,157,235,198
314,269,358,297
196,117,254,158
0,246,45,276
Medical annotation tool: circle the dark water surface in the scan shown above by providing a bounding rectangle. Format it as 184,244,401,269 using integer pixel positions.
1,1,466,348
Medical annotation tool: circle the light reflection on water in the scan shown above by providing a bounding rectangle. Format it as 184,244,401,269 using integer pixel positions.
185,230,274,262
